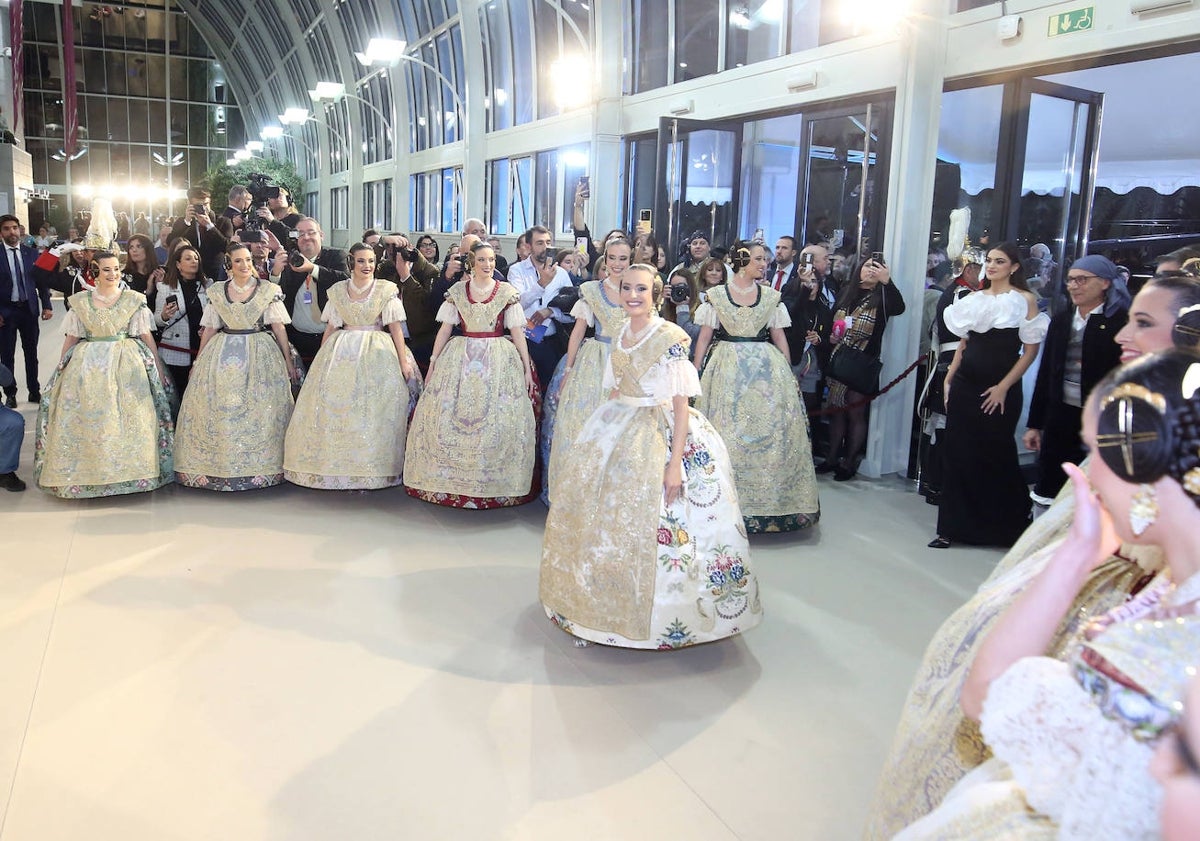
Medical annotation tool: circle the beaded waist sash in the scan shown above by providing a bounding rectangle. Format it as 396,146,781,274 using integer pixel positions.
616,394,664,407
463,328,504,338
221,326,264,335
343,324,381,332
84,332,128,342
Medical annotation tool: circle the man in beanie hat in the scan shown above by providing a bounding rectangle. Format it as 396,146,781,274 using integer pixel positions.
1023,254,1129,506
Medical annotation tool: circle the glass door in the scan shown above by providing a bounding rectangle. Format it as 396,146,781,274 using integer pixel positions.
799,103,887,261
654,117,744,258
999,78,1103,313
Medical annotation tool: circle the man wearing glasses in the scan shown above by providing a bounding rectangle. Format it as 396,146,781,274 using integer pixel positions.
1023,254,1129,508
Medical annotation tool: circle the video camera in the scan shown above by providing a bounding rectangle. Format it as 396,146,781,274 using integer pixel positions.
243,172,284,234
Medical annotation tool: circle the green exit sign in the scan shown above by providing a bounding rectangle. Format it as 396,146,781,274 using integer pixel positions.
1048,7,1095,36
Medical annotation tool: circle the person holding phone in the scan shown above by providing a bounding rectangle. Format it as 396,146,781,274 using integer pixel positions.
151,244,209,395
818,252,906,481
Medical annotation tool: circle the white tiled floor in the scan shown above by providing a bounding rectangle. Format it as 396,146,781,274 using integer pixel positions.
0,309,1001,840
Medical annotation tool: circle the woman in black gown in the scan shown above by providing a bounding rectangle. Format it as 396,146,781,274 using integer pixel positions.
930,242,1049,548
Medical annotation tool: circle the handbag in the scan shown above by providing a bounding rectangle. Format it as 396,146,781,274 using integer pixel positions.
827,344,882,396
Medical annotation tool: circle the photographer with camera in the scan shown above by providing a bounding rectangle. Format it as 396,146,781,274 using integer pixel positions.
660,268,702,354
254,182,303,247
368,233,439,366
271,217,347,362
506,225,575,389
221,185,252,234
236,228,284,280
168,187,229,281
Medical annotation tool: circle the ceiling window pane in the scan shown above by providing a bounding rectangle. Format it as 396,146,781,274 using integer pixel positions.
483,3,513,131
629,0,669,93
509,1,535,125
676,0,720,83
726,0,783,69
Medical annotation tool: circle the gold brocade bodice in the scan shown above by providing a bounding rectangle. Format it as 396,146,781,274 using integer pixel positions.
68,289,145,336
330,279,398,327
610,321,689,399
708,284,780,336
209,281,283,330
579,281,627,340
447,280,520,332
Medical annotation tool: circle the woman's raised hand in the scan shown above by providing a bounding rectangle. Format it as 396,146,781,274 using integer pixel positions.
1063,462,1120,569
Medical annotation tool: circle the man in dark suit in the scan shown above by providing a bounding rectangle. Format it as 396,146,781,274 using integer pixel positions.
272,216,348,361
169,187,229,281
1024,254,1129,505
765,235,800,293
0,214,52,407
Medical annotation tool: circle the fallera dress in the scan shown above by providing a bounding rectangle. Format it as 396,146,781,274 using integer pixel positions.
404,280,537,508
540,279,627,505
34,290,175,497
174,280,294,491
937,290,1049,546
864,467,1162,838
694,284,819,532
893,571,1200,840
283,279,422,490
540,318,762,649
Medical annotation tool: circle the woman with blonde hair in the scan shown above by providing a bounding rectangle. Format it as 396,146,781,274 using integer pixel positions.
540,237,631,505
404,241,537,507
540,264,760,648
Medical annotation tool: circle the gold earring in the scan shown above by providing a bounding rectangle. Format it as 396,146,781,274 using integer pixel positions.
1183,465,1200,497
1129,483,1159,536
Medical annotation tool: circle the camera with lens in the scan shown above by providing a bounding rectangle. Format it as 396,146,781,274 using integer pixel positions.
243,172,283,233
288,249,308,270
669,283,691,304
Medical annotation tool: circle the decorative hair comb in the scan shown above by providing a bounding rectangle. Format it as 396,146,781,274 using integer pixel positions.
1098,384,1166,475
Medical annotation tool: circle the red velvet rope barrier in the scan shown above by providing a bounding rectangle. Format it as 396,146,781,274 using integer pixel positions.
808,356,924,417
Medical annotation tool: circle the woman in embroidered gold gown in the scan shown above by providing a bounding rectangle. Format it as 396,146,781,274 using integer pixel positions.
284,243,420,490
865,272,1200,839
692,241,818,533
35,251,174,497
404,241,538,508
539,264,761,649
174,242,297,491
540,237,630,505
893,349,1200,839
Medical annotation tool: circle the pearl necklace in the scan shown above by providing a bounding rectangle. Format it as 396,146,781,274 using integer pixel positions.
92,288,120,305
730,275,758,294
349,276,375,297
469,278,495,298
625,316,657,345
229,277,257,295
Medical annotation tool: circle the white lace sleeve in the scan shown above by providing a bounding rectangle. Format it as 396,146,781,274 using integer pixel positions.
693,301,719,329
436,300,461,326
570,297,595,327
262,293,291,325
768,301,792,330
127,306,155,336
503,301,526,330
602,356,617,391
980,656,1161,836
381,296,407,326
321,299,343,329
62,310,87,338
199,303,224,330
1019,311,1050,344
643,354,701,400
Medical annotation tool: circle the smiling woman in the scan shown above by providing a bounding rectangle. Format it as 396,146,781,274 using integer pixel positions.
539,264,762,649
